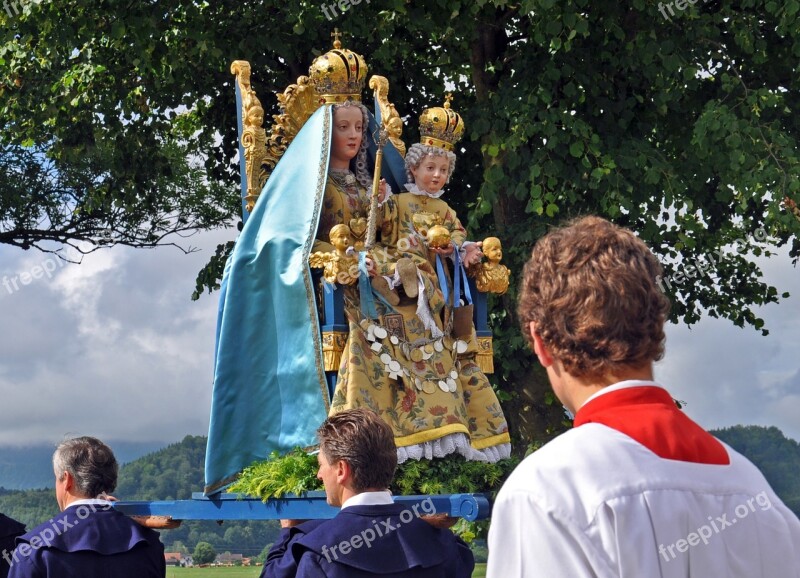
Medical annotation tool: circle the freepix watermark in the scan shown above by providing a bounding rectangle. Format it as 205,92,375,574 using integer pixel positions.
1,502,113,567
320,497,436,563
658,0,712,20
658,491,773,562
3,0,34,18
655,227,767,293
2,255,68,295
320,0,370,21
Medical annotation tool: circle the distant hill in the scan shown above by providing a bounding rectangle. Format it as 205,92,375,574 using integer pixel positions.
115,435,207,500
711,425,800,516
0,440,166,490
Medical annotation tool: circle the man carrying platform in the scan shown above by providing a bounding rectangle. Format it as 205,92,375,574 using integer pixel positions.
8,436,165,578
262,408,474,578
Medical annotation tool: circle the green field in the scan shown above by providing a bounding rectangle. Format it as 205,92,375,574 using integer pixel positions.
166,563,487,577
166,568,261,577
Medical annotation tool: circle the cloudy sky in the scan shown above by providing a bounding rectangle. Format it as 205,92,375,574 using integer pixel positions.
1,225,798,454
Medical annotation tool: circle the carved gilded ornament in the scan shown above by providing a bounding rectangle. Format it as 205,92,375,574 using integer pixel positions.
476,336,494,374
230,62,322,212
469,237,511,295
785,196,800,221
309,224,360,285
322,331,348,372
308,250,359,286
231,61,269,213
369,75,406,157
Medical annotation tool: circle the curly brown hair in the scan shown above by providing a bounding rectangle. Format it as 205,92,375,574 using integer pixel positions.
317,408,397,492
517,216,671,379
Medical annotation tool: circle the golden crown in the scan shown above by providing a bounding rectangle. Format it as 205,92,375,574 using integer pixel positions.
309,30,368,104
418,94,465,152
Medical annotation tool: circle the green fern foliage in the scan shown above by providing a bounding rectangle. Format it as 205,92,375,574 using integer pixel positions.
228,449,517,501
228,449,321,500
391,454,516,496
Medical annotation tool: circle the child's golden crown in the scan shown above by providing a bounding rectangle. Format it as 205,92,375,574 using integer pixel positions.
418,94,465,152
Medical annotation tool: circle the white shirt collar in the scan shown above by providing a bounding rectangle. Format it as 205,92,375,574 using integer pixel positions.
341,490,393,511
577,379,664,411
65,498,113,509
404,183,446,199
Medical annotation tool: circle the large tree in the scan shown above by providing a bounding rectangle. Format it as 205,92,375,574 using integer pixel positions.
192,541,216,566
2,0,798,447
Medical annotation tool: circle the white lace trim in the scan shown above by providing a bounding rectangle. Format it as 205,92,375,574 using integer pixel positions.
404,183,446,198
414,272,442,338
379,183,393,206
397,432,511,464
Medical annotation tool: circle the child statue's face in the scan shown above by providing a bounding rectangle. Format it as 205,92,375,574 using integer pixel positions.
246,106,264,127
410,155,450,194
330,229,352,251
485,240,502,262
331,106,363,168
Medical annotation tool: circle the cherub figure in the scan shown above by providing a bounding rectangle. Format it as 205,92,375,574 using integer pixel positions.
329,223,352,256
309,224,359,285
471,236,510,295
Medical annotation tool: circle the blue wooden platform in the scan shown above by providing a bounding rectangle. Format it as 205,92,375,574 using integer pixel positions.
113,492,491,521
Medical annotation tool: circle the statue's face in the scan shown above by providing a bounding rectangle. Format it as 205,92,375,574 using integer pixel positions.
410,154,450,194
485,241,502,261
331,106,363,168
331,229,351,250
248,107,264,126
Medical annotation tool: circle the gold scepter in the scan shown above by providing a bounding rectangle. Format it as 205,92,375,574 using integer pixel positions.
365,76,405,250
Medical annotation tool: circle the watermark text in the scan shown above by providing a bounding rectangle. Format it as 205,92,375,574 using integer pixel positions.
2,502,112,567
321,497,436,562
658,491,772,562
321,0,370,21
658,0,713,20
3,256,68,295
655,227,767,293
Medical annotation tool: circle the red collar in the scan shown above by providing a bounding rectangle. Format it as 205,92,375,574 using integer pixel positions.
574,386,729,465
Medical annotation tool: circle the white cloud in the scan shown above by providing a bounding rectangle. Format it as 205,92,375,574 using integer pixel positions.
656,246,800,442
0,228,232,447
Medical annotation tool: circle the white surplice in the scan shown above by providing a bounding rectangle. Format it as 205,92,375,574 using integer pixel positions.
487,384,800,577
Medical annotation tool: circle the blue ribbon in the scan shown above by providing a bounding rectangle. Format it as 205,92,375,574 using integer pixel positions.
358,251,379,319
436,253,450,306
453,245,473,307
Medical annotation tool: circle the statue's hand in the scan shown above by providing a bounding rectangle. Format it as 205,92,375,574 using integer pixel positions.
378,179,388,203
462,241,483,267
365,256,377,277
430,244,455,257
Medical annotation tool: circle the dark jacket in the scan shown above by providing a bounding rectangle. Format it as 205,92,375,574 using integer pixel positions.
8,503,165,578
262,503,474,578
1,514,26,578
